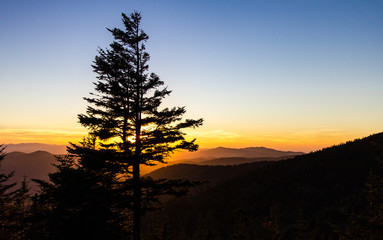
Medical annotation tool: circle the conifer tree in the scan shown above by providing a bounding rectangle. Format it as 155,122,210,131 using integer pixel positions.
0,146,33,240
10,176,31,240
31,151,129,240
72,11,203,240
0,145,17,240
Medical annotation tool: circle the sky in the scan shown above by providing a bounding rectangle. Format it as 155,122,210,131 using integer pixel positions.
1,0,382,152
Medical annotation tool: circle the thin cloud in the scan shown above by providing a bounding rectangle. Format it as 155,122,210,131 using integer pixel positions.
0,128,87,144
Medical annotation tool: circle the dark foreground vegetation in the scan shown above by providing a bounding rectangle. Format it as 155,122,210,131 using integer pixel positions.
1,133,383,239
142,132,383,240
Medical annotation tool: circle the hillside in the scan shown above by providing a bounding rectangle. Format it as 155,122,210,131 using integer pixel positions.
147,161,274,184
141,147,301,174
198,155,291,165
142,133,383,240
0,146,301,188
1,151,56,191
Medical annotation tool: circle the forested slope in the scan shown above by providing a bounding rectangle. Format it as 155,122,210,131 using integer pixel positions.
143,133,383,240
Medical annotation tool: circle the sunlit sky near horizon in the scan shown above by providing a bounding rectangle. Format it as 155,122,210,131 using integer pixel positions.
1,0,382,152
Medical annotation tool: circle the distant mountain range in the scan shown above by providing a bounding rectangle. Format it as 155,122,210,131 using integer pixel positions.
172,146,304,161
0,146,302,191
3,143,67,154
142,147,303,174
1,144,304,179
174,155,297,166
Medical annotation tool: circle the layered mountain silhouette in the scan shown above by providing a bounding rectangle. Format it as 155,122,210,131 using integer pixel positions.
1,146,302,189
142,147,302,174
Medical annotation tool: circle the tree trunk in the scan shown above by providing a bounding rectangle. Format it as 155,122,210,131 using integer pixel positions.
133,65,142,239
133,161,141,240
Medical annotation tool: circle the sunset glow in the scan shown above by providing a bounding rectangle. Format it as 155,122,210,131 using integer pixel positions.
1,1,382,153
0,128,86,145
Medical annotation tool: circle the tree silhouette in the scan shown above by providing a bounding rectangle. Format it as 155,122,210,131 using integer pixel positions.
72,11,202,240
31,149,131,240
0,146,34,240
0,145,17,239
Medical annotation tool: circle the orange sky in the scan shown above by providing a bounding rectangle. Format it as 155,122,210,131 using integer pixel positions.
0,126,378,153
1,1,382,153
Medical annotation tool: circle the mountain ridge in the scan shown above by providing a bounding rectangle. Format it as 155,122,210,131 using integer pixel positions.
171,146,304,161
3,143,67,154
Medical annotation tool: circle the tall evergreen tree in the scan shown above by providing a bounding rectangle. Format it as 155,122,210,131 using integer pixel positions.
73,11,202,240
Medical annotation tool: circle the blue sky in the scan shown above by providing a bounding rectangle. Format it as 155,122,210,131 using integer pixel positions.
1,0,382,151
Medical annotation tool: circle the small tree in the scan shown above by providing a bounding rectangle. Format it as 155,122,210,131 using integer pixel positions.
72,11,202,240
31,151,129,240
0,146,33,240
0,145,15,239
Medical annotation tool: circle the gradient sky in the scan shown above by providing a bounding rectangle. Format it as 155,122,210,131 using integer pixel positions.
1,0,382,152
